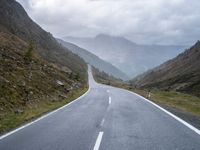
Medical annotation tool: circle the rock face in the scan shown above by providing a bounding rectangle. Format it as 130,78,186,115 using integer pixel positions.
131,41,200,97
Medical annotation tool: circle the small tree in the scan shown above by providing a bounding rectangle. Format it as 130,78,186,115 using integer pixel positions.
69,73,73,79
24,42,34,63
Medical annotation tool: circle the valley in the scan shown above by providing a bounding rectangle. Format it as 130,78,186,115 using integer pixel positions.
0,0,200,149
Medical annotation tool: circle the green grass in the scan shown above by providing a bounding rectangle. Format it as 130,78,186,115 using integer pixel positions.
132,89,200,116
0,87,88,134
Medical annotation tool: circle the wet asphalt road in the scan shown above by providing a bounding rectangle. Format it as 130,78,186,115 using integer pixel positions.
0,68,200,150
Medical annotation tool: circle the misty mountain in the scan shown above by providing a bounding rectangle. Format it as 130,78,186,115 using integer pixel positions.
57,39,129,80
131,41,200,97
64,34,187,77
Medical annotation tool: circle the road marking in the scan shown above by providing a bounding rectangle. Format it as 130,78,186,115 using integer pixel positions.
109,97,111,104
93,132,104,150
100,118,105,127
0,87,91,140
127,90,200,136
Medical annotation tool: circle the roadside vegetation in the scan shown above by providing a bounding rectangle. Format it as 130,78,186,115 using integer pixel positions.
0,32,88,134
0,87,88,134
92,67,129,88
132,89,200,117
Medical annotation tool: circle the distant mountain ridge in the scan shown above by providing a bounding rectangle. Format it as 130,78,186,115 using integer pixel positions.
131,41,200,97
64,34,187,77
57,39,129,80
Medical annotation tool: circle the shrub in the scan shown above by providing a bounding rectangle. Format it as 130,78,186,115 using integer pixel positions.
24,42,34,63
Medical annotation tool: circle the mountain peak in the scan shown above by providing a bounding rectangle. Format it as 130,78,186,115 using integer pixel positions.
95,33,112,39
95,33,106,37
95,33,124,40
95,34,137,45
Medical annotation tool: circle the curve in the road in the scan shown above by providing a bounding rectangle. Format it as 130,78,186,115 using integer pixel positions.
0,66,200,150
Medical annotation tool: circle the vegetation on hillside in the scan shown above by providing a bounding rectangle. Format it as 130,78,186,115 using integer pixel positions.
0,0,87,78
92,67,129,88
0,32,88,134
0,0,88,134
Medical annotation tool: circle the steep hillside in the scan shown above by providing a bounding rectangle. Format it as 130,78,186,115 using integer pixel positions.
64,34,187,77
0,0,87,77
57,39,129,80
131,41,200,97
0,0,87,133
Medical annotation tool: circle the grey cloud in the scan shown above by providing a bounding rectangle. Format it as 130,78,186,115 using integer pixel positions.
17,0,200,45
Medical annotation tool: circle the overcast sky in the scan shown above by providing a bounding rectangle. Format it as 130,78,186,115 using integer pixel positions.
17,0,200,45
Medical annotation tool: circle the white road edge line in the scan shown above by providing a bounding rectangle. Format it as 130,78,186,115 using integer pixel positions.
127,90,200,135
109,97,111,104
0,87,91,140
93,132,104,150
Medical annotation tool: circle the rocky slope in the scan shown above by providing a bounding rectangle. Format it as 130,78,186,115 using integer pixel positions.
131,41,200,97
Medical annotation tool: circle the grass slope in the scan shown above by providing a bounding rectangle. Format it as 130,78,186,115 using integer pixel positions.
0,32,88,134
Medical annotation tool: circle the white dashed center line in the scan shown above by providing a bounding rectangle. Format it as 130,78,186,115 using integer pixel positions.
109,96,111,104
93,132,104,150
